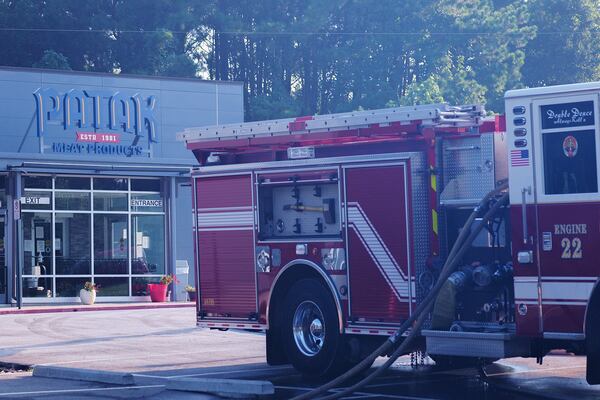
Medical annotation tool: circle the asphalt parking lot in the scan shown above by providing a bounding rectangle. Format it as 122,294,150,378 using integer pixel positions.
0,307,599,399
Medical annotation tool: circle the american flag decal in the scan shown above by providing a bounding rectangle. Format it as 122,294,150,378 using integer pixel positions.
511,149,529,167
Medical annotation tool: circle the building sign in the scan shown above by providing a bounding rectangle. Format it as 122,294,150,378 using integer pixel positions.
541,101,595,130
130,199,163,208
21,196,51,205
76,132,121,144
33,88,159,158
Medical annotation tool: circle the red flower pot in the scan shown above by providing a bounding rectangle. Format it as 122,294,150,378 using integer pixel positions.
148,283,168,302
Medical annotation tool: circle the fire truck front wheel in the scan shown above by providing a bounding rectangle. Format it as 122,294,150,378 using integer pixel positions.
282,278,344,377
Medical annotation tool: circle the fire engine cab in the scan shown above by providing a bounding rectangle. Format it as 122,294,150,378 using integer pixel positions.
178,82,600,383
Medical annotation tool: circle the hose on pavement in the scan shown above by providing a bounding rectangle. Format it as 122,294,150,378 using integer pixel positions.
290,183,509,400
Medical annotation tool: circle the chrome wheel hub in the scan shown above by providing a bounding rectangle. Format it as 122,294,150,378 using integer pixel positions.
293,301,325,357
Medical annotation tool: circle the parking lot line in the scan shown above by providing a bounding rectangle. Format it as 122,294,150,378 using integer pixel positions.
0,384,165,397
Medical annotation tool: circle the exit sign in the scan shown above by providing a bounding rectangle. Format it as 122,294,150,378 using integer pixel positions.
21,196,50,205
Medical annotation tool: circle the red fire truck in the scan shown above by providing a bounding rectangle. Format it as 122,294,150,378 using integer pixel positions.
178,82,600,383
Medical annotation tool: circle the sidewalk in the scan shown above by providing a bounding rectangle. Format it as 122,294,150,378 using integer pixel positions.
0,307,265,371
0,301,195,316
0,307,268,399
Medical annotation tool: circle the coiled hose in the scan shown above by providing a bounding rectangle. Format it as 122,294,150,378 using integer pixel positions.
291,183,509,400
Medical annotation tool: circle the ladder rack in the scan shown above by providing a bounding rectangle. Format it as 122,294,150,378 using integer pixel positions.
177,103,485,144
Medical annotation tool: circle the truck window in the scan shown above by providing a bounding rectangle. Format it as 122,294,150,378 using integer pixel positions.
257,177,340,240
542,129,598,195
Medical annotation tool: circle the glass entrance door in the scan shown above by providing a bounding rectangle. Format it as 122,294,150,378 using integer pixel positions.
0,211,6,303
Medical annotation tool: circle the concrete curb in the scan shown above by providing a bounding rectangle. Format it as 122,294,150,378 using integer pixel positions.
33,365,135,385
167,377,274,398
0,302,194,316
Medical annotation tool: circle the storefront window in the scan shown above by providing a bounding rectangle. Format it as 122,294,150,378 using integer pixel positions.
21,175,167,299
131,179,161,192
131,193,164,212
0,176,6,208
0,214,6,297
95,277,129,297
131,276,160,296
56,277,90,297
22,212,53,297
94,214,129,274
132,215,165,275
24,176,52,189
94,193,128,211
21,191,52,211
94,178,128,191
56,177,90,190
55,214,91,274
56,192,91,210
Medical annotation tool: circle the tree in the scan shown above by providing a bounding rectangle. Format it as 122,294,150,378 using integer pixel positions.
3,0,590,120
522,0,600,87
400,76,445,106
33,50,71,70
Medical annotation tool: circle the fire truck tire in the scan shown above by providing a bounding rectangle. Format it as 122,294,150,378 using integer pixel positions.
586,292,600,384
282,278,344,377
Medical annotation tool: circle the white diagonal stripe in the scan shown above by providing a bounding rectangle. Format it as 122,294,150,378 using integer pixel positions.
348,204,410,300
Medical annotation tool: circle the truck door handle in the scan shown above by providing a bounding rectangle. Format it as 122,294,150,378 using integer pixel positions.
521,186,531,245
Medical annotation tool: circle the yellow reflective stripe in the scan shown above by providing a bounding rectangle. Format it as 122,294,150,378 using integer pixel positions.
432,209,438,235
431,174,437,192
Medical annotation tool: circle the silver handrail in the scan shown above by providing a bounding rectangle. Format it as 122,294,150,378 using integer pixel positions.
521,186,531,244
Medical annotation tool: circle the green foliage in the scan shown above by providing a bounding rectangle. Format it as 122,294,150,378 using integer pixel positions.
33,50,72,70
522,0,600,87
0,0,596,118
249,82,302,121
400,76,445,106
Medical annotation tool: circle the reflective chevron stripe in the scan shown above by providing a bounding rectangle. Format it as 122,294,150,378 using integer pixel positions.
347,203,411,300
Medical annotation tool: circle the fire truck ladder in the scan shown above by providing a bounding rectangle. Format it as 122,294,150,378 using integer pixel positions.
177,103,485,144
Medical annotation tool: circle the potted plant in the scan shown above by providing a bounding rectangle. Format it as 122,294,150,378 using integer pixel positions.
148,274,177,302
185,285,197,302
80,281,97,305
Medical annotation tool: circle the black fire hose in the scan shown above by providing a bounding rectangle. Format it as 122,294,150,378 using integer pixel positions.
290,183,508,400
316,192,510,400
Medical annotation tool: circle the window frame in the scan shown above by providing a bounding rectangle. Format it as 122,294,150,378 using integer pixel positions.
533,94,600,204
21,175,167,300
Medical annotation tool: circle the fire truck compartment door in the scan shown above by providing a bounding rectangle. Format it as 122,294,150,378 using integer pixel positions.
195,173,257,319
345,162,414,324
530,94,600,334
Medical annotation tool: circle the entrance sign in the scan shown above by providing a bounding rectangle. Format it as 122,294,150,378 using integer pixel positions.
130,199,163,208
